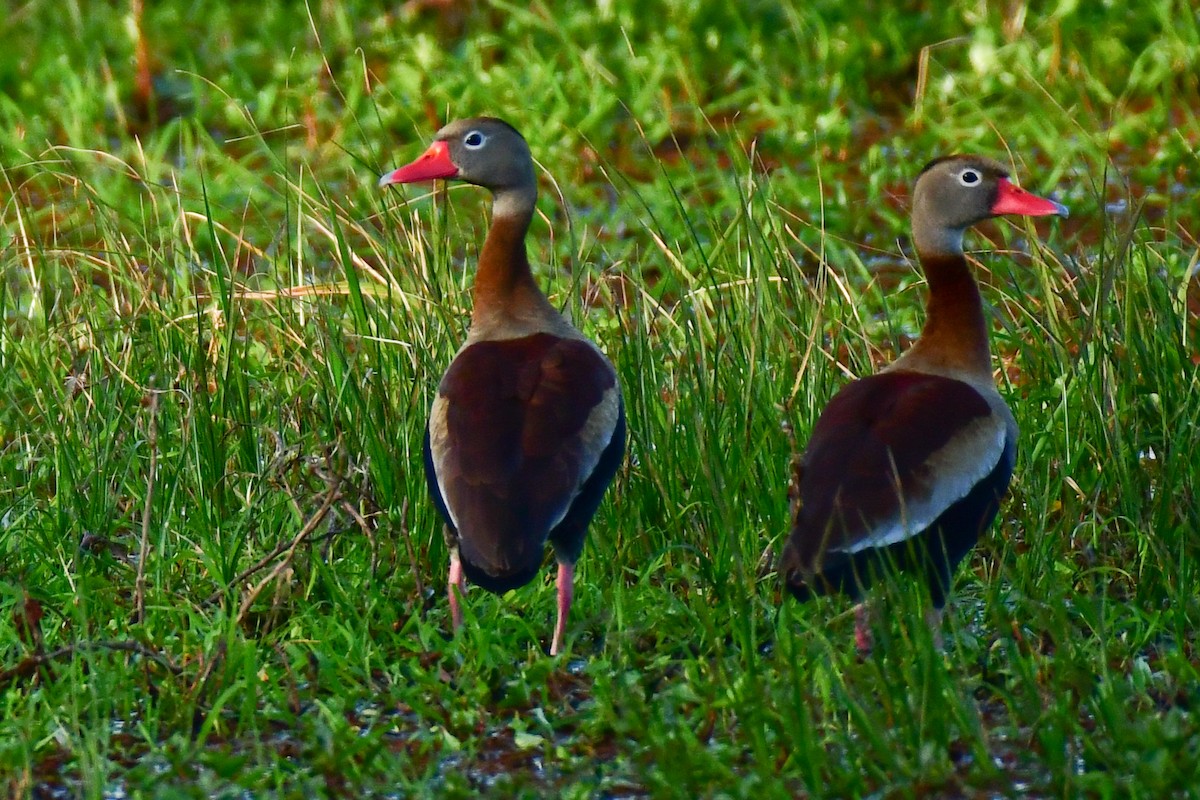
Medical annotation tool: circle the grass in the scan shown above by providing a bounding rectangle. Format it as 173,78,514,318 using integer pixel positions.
2,0,1199,796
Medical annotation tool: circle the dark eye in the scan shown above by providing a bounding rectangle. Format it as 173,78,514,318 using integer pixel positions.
958,169,981,187
463,131,486,149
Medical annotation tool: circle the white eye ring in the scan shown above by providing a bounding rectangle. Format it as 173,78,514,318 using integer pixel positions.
958,169,981,187
463,131,487,150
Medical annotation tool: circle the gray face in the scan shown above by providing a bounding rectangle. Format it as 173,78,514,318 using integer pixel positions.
912,156,1010,232
434,117,536,192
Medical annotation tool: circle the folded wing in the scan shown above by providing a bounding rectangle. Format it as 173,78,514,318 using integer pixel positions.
427,332,622,591
786,370,1010,577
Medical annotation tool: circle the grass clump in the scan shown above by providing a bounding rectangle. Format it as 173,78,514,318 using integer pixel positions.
1,0,1198,796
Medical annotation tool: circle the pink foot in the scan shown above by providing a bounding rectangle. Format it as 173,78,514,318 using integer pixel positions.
854,602,873,654
447,553,465,631
550,561,575,656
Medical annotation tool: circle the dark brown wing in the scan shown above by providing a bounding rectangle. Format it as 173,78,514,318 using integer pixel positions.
427,332,622,592
786,370,1009,573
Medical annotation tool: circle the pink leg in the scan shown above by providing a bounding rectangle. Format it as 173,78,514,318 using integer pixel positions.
926,606,945,649
854,602,873,654
550,561,575,656
447,552,465,631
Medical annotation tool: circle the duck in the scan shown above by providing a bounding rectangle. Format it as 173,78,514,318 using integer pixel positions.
780,155,1068,649
379,117,626,656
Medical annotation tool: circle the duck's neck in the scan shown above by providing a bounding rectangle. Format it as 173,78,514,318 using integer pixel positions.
904,222,993,379
471,186,556,328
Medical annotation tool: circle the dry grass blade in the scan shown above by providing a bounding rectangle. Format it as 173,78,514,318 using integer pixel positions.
234,480,342,627
134,390,161,626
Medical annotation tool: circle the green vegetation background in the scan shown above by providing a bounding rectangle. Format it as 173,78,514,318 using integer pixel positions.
1,0,1198,796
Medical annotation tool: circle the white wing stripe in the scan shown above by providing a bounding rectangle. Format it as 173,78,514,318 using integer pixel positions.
836,422,1007,554
544,386,621,532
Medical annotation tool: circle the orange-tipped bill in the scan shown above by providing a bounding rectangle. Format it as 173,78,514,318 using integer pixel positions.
379,140,458,187
991,177,1069,218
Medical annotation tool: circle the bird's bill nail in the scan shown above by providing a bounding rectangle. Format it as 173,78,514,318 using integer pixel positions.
991,177,1069,218
379,140,459,187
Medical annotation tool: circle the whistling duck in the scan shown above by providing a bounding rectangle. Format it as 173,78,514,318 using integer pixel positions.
781,155,1067,647
379,118,625,656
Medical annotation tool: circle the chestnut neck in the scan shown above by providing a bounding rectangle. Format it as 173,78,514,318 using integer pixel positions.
903,221,993,379
471,186,557,328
